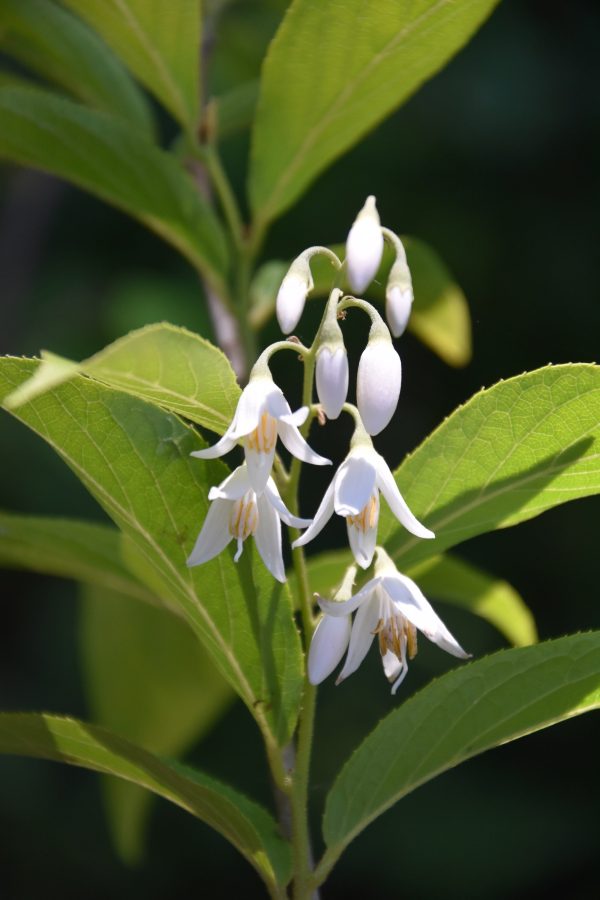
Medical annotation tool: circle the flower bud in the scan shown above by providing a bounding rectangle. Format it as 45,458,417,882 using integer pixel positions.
316,344,349,419
356,337,402,435
276,256,313,334
385,253,413,337
346,196,384,294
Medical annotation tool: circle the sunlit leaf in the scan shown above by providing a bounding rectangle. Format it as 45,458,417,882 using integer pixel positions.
319,632,600,881
249,0,500,225
0,0,153,133
0,713,291,890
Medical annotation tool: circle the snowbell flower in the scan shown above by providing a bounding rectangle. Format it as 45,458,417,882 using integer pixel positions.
315,292,348,420
308,566,356,685
346,196,384,293
356,331,402,435
187,463,310,583
191,373,331,493
276,254,313,335
383,230,414,337
311,548,470,693
293,442,433,569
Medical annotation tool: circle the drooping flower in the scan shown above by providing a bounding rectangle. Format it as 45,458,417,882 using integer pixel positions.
385,285,413,338
292,443,433,569
276,256,313,335
308,566,355,685
316,344,349,420
186,463,310,582
191,374,331,493
310,548,470,693
346,196,384,293
356,335,402,435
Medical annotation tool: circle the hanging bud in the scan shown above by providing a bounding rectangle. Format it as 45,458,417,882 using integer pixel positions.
346,196,384,293
316,345,348,420
357,335,402,435
276,254,314,334
385,239,413,337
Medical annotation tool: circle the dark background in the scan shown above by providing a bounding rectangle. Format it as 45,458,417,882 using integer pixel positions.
0,1,599,897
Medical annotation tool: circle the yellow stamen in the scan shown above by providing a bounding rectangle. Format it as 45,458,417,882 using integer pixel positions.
229,492,258,540
246,412,277,453
346,493,379,532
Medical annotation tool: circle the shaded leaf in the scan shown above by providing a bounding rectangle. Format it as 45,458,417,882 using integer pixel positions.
0,713,291,891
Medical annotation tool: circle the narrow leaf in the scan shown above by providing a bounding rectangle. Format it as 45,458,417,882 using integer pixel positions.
0,359,304,746
0,87,229,288
250,0,500,225
60,0,201,130
0,0,153,133
80,584,234,865
0,713,291,890
321,633,600,875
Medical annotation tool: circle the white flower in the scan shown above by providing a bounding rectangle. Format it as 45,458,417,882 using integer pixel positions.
346,196,384,293
292,443,433,569
386,285,413,338
356,337,402,435
276,261,313,334
316,345,349,420
186,463,310,582
311,549,470,693
191,374,331,493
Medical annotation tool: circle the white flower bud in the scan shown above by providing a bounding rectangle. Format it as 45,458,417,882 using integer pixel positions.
386,285,413,337
346,196,384,294
357,337,402,435
316,345,349,419
276,257,313,334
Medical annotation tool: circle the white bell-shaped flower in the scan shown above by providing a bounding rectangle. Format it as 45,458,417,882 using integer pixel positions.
316,345,349,420
276,255,314,334
346,196,384,293
191,374,331,493
292,443,433,569
386,285,413,338
187,463,310,583
356,337,402,435
315,548,470,693
308,564,356,684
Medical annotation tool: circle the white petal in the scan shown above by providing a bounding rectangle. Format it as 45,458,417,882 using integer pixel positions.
386,285,413,338
357,339,402,436
336,591,381,683
228,379,269,439
292,479,336,548
375,454,434,539
264,478,311,529
318,577,380,617
186,499,231,566
208,464,250,501
346,196,384,293
347,514,377,569
277,420,331,467
255,494,285,582
382,574,470,659
244,444,276,494
278,406,309,428
308,614,352,685
191,431,237,459
381,648,404,683
276,272,308,334
333,454,376,517
316,346,348,420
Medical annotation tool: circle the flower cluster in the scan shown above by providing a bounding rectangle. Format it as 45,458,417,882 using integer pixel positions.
187,197,468,691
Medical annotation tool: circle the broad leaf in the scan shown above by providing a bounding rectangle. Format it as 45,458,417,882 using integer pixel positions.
249,0,500,225
80,584,234,864
383,365,600,568
4,324,241,433
320,632,600,880
0,359,303,746
0,713,291,890
250,238,471,367
0,510,154,606
60,0,201,130
0,87,229,289
0,0,153,134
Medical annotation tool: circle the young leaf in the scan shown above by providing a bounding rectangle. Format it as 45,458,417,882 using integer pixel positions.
381,365,600,568
0,510,154,606
0,713,291,892
0,359,304,746
60,0,201,131
319,632,600,882
0,0,153,134
80,584,234,865
249,0,500,226
0,87,229,290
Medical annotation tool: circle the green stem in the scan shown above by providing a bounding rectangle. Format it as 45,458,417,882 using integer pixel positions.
203,144,245,252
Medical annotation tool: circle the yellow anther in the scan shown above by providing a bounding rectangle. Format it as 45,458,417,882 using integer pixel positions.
246,412,277,453
405,621,418,659
229,492,258,540
347,493,379,532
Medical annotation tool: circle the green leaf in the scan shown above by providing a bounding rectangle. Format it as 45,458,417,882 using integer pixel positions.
0,713,291,891
249,238,471,368
382,365,600,568
0,87,229,289
0,358,304,746
0,509,154,606
216,80,260,141
60,0,201,130
0,0,153,134
320,632,600,878
80,583,234,865
249,0,500,225
4,324,241,433
408,555,537,647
